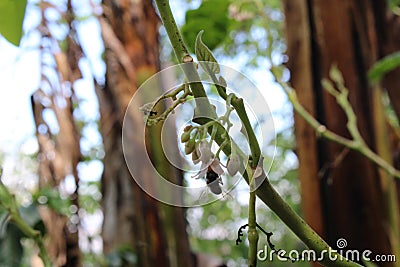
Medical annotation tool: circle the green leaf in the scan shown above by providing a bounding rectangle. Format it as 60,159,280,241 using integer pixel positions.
195,30,220,75
0,224,24,267
368,51,400,83
388,0,400,10
0,0,27,46
181,0,231,52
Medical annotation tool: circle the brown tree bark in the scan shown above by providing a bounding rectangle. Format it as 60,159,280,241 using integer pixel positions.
283,1,398,266
97,1,194,266
31,1,82,266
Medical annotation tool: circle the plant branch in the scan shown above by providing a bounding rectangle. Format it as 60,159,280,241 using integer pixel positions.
252,175,359,267
0,168,52,267
275,70,400,179
154,1,361,266
209,73,261,167
155,0,213,119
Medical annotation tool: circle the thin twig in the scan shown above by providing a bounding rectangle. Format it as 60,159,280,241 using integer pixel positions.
275,71,400,179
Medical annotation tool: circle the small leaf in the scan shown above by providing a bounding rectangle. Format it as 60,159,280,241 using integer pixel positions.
181,0,231,52
240,124,248,138
195,30,220,75
219,76,227,87
0,0,27,46
329,64,344,85
368,52,400,84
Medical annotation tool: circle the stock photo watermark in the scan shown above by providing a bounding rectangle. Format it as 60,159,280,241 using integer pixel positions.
257,238,396,263
122,62,275,207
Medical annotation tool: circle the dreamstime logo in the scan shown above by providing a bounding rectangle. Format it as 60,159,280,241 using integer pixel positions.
121,62,275,207
257,238,396,263
336,238,347,249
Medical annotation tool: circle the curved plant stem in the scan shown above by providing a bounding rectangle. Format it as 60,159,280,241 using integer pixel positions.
154,1,361,266
0,168,52,267
252,175,359,267
209,72,261,167
278,76,400,179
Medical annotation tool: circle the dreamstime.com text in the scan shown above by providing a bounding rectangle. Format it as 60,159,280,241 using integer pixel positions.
257,238,396,263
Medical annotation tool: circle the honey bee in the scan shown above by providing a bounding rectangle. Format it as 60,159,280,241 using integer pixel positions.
195,165,232,204
205,167,223,195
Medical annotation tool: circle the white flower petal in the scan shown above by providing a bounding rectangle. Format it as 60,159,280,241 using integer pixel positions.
193,157,201,165
227,154,240,176
210,159,224,175
197,141,213,163
192,161,208,179
192,168,207,179
253,166,263,179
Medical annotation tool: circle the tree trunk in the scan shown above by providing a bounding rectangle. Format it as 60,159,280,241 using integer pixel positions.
31,1,82,265
283,0,399,266
97,1,194,266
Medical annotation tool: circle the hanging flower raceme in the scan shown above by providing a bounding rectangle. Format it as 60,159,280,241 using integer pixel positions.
180,124,246,195
192,141,224,179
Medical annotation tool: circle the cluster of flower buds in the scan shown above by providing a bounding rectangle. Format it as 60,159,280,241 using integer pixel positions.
180,125,241,180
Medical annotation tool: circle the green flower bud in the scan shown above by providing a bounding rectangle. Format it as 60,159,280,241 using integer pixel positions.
185,138,195,154
180,131,191,143
183,125,193,132
227,154,240,176
192,149,200,164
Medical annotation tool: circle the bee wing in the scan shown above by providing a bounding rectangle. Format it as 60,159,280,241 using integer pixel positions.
208,182,223,195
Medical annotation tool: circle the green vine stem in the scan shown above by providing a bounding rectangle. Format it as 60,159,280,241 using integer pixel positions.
247,167,259,267
209,72,261,168
155,0,214,120
0,168,52,267
154,1,361,266
252,175,359,267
